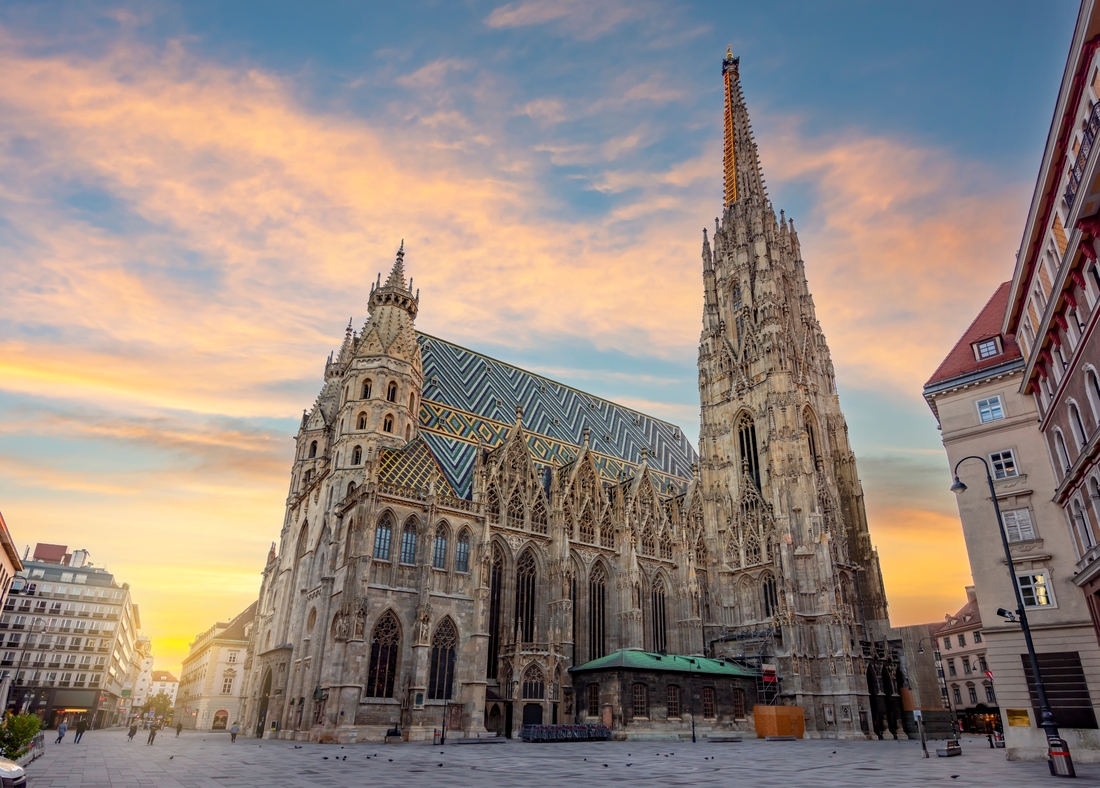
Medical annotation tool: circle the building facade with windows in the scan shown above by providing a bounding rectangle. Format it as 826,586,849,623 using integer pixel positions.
925,284,1100,760
177,603,255,731
1,544,140,729
0,512,23,615
149,670,179,707
932,588,998,734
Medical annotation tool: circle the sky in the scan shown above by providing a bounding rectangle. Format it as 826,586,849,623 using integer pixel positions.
0,0,1081,674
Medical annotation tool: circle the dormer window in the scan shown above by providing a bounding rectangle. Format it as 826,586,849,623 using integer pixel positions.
974,337,1002,360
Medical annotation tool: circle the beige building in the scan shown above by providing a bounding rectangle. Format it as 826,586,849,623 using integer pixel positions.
0,512,23,614
925,284,1100,760
933,588,997,734
125,635,154,718
149,670,179,706
178,603,256,730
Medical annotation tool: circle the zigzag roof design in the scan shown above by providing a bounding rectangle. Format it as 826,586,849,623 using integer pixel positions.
417,333,698,497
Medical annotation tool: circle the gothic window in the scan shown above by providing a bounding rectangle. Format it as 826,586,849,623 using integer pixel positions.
732,688,746,718
762,573,778,618
400,522,418,565
522,664,545,699
346,481,356,498
745,534,761,565
487,545,504,679
487,487,500,524
308,441,317,459
695,534,708,566
383,415,394,433
507,492,524,530
701,686,716,717
357,412,368,430
428,619,457,700
666,685,680,717
515,551,537,643
659,533,673,560
579,507,595,543
589,564,608,660
586,683,600,717
387,382,398,402
352,445,363,465
362,379,372,399
805,409,820,465
599,518,615,549
651,579,667,653
373,514,393,560
632,683,648,717
1070,402,1089,449
455,530,470,573
366,612,400,698
432,525,448,570
570,572,578,665
530,498,548,535
737,413,761,489
732,282,745,347
640,528,655,556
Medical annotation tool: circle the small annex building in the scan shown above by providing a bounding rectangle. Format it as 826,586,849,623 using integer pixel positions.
568,650,759,740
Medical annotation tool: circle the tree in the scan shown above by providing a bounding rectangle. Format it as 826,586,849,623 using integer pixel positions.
144,693,174,719
0,713,40,759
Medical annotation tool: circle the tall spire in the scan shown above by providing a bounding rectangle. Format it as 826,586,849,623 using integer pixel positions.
386,239,406,289
368,240,419,319
722,49,766,207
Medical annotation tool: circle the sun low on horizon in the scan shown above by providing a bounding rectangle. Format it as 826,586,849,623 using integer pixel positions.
0,1,1077,677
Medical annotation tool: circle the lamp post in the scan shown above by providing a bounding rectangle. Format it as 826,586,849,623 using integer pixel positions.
951,455,1075,778
916,637,958,743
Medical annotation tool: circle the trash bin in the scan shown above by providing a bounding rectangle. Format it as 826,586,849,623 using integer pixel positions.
1048,738,1075,778
433,729,442,746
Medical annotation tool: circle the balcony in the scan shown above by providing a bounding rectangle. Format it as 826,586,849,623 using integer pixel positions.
1065,101,1100,208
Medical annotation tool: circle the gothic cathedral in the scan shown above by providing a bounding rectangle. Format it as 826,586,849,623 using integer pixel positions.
239,52,904,743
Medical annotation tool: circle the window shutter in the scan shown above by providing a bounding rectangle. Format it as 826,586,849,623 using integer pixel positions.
1002,509,1035,542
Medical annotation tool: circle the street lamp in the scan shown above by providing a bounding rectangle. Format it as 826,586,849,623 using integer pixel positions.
951,455,1075,778
916,637,959,744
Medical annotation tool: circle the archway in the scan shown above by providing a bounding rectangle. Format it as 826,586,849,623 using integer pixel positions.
255,669,272,738
522,703,543,725
212,710,229,730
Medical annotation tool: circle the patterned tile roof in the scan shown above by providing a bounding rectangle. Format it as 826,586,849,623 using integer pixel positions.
378,437,457,497
569,649,758,677
417,333,698,498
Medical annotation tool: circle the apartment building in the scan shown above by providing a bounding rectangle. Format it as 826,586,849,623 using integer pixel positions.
177,602,256,731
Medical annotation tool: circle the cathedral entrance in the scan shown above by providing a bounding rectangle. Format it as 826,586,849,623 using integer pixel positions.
255,670,272,739
522,703,543,725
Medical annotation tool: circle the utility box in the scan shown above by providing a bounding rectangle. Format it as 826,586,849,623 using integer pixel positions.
753,706,805,739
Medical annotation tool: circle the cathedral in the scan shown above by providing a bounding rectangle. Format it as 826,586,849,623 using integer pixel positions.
238,51,906,743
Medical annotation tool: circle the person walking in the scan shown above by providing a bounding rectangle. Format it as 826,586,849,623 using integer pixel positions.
147,722,158,745
176,721,183,738
127,723,138,743
229,722,239,743
54,721,68,744
74,718,88,744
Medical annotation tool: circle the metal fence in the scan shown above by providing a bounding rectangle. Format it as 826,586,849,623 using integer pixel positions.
519,724,611,743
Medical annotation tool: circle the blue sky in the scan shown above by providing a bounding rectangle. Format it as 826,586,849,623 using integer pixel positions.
0,0,1080,670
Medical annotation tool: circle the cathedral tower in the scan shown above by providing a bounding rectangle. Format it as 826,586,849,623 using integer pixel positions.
697,50,896,739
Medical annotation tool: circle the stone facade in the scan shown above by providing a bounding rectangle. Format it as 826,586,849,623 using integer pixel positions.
238,53,904,745
177,603,255,731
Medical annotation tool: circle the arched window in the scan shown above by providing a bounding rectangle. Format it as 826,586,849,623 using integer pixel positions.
737,413,761,489
579,507,595,543
455,530,471,573
732,282,745,348
695,534,708,565
1087,369,1100,425
486,545,504,678
659,533,673,560
383,415,394,433
640,528,654,556
400,522,418,564
486,487,500,523
805,409,820,465
428,619,457,700
762,573,778,617
366,612,400,698
1055,429,1072,475
308,441,318,459
373,514,393,560
432,525,448,569
507,493,525,530
352,445,363,465
409,393,415,412
362,379,372,399
651,579,667,653
515,551,537,643
357,412,368,430
745,533,762,565
1070,402,1089,449
530,499,548,535
522,664,545,699
599,517,615,549
589,564,607,660
387,382,398,402
346,481,357,498
1072,498,1096,552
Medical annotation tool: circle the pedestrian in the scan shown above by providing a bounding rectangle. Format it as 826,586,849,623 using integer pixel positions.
176,721,183,738
55,721,68,744
229,722,239,743
74,718,88,743
147,722,158,745
127,723,138,743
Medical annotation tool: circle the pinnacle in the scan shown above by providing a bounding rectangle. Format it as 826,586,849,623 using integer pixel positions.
385,240,406,289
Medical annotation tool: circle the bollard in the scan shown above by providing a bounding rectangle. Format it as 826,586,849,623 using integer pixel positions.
433,729,441,746
1048,737,1076,778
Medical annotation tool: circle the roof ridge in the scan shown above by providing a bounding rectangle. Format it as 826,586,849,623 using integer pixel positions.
925,281,1015,388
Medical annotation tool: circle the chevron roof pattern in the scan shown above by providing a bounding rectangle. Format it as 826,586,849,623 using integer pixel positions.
378,437,457,497
417,333,698,497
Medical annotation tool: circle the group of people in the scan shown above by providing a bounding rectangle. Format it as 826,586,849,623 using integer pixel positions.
52,718,88,744
55,717,242,745
125,720,181,744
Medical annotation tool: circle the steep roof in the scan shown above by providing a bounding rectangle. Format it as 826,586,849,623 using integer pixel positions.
925,282,1022,389
151,670,178,683
217,601,258,642
933,596,982,637
569,649,757,677
417,333,698,497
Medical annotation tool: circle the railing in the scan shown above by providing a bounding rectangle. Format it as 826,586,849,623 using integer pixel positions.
1066,100,1100,208
1077,541,1100,573
377,481,428,501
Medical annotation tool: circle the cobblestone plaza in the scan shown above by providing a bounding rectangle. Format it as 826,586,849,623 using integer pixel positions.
22,732,1100,787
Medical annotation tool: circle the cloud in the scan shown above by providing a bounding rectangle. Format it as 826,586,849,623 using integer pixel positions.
484,0,639,38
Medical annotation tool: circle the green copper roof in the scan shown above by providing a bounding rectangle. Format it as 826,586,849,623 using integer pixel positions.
569,650,758,677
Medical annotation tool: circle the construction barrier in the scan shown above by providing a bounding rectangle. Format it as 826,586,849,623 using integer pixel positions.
519,724,612,742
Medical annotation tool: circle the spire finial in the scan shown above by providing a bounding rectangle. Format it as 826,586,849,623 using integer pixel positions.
385,241,407,289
